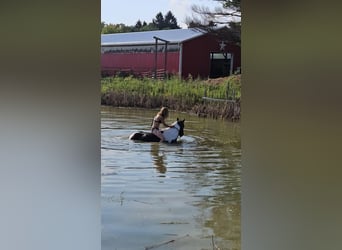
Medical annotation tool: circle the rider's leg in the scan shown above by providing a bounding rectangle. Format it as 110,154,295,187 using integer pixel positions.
152,129,164,142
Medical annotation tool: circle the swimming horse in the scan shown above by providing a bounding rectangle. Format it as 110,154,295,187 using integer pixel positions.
129,118,185,143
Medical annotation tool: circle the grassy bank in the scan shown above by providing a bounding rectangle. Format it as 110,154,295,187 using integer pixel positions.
101,75,241,120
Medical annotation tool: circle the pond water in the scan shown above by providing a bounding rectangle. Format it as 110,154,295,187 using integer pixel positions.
101,106,241,250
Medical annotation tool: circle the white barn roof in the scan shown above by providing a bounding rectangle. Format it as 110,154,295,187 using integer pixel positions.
101,28,206,46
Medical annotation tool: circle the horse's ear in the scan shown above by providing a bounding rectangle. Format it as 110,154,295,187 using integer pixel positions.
177,117,179,121
182,119,185,122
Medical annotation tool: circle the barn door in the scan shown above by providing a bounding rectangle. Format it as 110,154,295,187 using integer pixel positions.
209,52,232,78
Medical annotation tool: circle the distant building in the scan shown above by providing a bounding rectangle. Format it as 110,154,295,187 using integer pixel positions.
101,28,241,79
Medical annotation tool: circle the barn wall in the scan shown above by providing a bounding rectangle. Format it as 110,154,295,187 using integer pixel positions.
182,34,241,79
227,44,241,72
100,31,241,79
101,52,179,76
181,35,211,78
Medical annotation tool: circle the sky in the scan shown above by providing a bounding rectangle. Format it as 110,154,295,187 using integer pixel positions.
101,0,222,28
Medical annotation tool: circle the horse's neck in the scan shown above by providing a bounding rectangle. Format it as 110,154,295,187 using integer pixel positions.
162,123,179,143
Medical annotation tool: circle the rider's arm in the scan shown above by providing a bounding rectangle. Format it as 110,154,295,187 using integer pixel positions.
161,117,172,127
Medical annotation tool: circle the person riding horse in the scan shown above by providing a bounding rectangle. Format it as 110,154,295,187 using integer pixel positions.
151,107,173,142
129,116,185,143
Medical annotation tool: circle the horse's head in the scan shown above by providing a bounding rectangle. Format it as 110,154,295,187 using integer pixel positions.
176,118,185,137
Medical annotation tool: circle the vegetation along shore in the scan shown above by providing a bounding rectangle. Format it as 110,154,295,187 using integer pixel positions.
101,75,241,121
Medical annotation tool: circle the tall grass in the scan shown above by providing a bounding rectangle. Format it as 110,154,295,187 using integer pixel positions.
101,75,241,120
101,75,240,101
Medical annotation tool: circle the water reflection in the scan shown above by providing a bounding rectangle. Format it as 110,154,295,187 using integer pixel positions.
150,143,167,174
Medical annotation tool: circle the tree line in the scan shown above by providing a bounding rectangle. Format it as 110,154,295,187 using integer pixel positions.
101,11,180,34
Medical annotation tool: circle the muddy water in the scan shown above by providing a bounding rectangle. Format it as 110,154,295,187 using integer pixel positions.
101,106,241,250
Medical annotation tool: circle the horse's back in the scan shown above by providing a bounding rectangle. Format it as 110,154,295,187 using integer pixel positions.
129,132,160,142
129,132,142,140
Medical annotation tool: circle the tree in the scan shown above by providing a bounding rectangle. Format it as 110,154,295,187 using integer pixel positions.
140,23,157,31
101,23,132,34
187,0,240,26
152,11,180,30
152,12,166,29
101,21,105,32
185,0,241,45
217,0,240,14
164,11,180,29
135,20,142,29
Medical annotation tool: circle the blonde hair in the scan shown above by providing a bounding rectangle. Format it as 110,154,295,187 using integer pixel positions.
158,107,169,118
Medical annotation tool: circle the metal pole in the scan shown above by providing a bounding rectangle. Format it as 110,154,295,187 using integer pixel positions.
153,36,170,80
178,43,182,78
230,54,234,75
154,38,158,79
164,42,168,79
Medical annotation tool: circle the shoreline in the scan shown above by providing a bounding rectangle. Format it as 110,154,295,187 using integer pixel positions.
101,94,241,121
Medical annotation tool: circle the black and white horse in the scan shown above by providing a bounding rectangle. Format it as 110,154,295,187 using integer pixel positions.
129,118,185,143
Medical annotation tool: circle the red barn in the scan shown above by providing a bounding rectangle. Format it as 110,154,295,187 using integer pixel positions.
101,28,240,79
